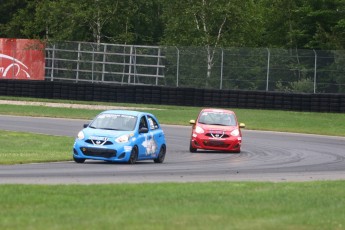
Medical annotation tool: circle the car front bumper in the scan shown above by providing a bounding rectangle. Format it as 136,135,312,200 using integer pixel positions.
73,140,132,162
190,135,242,151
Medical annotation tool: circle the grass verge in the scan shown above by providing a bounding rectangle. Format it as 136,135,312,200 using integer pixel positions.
0,131,73,164
1,96,345,136
1,182,345,230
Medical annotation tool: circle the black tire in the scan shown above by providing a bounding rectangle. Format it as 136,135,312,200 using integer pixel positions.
189,142,197,153
154,145,166,163
128,146,138,164
73,156,85,163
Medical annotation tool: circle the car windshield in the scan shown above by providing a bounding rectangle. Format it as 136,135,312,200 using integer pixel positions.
198,112,236,126
89,113,137,131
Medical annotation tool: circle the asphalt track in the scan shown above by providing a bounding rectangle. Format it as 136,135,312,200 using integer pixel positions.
0,115,345,184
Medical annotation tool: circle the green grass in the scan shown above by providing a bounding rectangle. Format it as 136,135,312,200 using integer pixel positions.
1,182,345,230
1,96,345,136
0,131,74,164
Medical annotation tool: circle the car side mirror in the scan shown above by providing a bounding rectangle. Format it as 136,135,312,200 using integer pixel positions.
189,119,196,124
239,123,246,128
83,123,89,128
139,127,149,134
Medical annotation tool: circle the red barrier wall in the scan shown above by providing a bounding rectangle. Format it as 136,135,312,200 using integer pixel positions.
0,38,45,80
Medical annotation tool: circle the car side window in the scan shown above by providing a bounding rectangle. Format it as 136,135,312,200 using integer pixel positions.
139,116,148,129
147,116,159,130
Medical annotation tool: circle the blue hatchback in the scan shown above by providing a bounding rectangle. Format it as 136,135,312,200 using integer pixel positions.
73,110,167,164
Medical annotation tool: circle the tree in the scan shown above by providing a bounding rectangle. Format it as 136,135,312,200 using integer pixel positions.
302,0,345,50
161,0,261,86
258,0,345,50
1,0,165,45
0,0,35,38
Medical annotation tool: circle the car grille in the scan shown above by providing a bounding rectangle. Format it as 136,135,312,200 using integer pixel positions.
80,147,117,158
85,139,113,145
203,140,230,148
205,133,229,138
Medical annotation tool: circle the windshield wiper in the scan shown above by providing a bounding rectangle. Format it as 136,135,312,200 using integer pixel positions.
101,128,119,131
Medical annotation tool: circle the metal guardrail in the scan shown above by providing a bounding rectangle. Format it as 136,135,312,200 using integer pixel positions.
45,42,165,85
45,41,345,94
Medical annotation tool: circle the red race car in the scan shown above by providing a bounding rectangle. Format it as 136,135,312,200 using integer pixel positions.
189,108,245,153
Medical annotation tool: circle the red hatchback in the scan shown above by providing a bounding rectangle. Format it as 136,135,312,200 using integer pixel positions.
189,108,245,153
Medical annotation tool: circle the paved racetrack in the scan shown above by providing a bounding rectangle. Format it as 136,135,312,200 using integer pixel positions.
0,115,345,184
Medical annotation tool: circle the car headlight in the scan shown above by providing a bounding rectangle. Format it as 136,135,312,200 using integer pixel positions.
230,129,240,136
195,126,204,134
77,131,85,140
115,134,130,143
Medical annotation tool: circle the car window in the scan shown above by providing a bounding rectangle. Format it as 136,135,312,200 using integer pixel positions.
198,112,236,126
139,116,148,129
90,114,137,131
147,115,159,130
221,114,236,126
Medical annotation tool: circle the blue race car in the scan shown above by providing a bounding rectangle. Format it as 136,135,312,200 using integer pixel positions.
73,110,167,164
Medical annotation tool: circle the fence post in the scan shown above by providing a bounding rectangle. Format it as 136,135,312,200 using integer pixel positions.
175,46,180,87
121,46,127,85
128,46,134,84
220,48,224,89
76,42,81,83
102,44,107,82
266,48,270,91
313,49,317,94
91,46,95,83
156,48,161,85
50,44,56,81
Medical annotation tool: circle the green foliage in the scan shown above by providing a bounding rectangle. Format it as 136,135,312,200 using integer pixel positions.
258,0,345,49
0,0,28,37
1,0,343,49
276,78,314,93
161,0,262,47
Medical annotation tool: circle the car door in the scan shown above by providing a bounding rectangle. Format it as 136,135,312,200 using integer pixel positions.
146,115,164,158
137,115,152,159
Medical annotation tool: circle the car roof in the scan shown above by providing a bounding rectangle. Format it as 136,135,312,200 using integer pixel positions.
100,110,151,117
200,108,235,114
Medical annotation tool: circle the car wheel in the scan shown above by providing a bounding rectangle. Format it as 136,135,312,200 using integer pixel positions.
189,142,197,153
128,146,138,164
154,145,166,163
73,156,85,163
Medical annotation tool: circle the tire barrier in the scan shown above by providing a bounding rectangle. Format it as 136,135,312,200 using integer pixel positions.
0,79,344,113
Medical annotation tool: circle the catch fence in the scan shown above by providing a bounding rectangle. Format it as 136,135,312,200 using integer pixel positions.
45,41,345,94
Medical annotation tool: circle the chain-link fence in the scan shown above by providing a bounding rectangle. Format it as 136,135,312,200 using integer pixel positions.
45,41,345,93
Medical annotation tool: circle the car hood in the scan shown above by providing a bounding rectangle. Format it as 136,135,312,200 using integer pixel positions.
82,128,133,138
197,123,238,132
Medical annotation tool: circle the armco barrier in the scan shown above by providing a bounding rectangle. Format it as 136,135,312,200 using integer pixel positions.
0,80,344,113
